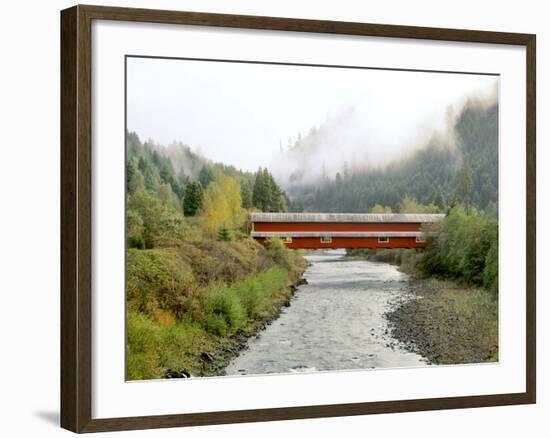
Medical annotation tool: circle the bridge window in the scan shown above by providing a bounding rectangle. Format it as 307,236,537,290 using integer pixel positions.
378,236,389,243
282,236,293,244
416,235,426,243
320,236,332,243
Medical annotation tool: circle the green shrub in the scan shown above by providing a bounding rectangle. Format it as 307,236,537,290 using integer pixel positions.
126,310,215,380
420,205,498,289
126,311,163,380
178,239,273,286
266,237,291,269
233,267,288,317
203,287,246,336
157,320,213,372
127,188,189,248
126,208,145,249
126,248,195,317
199,267,289,336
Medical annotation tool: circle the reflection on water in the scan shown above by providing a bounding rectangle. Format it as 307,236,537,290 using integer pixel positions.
225,249,427,376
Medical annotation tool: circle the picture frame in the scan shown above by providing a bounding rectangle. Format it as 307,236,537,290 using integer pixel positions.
60,4,536,433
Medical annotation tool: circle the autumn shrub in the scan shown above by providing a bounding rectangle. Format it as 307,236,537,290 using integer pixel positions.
178,239,273,286
153,309,176,327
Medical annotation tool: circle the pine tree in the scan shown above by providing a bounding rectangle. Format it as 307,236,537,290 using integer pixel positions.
251,168,288,212
240,180,253,209
198,165,215,189
126,156,139,193
252,168,271,211
217,225,231,241
335,172,342,190
183,181,203,216
434,185,447,212
455,163,474,209
252,167,265,210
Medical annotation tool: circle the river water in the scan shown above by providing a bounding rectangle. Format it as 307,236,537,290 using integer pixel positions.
225,250,427,376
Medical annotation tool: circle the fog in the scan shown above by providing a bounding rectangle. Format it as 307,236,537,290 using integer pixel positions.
127,57,498,177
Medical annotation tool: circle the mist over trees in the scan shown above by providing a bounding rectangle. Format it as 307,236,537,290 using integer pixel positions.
280,99,498,216
125,87,500,379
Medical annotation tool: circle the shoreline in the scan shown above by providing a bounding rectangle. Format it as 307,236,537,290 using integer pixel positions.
172,264,309,378
345,250,498,365
165,253,498,378
385,277,498,365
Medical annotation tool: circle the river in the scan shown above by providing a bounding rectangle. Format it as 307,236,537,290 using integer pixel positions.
225,250,427,376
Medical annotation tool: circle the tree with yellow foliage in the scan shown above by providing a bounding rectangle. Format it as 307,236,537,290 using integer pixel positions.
398,195,439,213
370,204,392,213
200,174,244,237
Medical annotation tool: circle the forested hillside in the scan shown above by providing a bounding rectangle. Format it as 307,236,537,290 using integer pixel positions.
282,99,498,216
125,132,301,380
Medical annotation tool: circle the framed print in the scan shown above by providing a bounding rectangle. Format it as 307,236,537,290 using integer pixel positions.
60,4,536,433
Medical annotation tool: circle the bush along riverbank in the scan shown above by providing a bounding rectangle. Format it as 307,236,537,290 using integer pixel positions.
348,205,499,364
127,238,306,380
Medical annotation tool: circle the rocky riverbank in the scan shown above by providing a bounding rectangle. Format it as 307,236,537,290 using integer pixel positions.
385,278,499,365
164,276,308,379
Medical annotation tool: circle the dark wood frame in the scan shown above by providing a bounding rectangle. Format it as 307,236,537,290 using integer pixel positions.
61,4,536,433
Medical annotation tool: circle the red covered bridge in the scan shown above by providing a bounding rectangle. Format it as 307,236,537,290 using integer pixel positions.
251,212,444,249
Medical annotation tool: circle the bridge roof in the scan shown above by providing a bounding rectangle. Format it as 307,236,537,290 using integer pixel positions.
251,212,445,223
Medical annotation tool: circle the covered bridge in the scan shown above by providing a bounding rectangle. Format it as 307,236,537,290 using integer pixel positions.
251,212,444,249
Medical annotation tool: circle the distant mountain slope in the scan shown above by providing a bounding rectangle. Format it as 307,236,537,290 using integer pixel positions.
282,99,498,214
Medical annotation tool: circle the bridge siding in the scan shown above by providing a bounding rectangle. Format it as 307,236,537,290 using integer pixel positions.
253,222,422,232
250,214,441,249
254,236,425,249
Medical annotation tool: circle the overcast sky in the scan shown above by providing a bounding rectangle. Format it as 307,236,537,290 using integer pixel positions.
127,57,498,173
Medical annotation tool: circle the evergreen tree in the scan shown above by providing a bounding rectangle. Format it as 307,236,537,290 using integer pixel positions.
263,169,276,211
217,225,231,241
455,163,474,209
198,165,215,189
335,172,342,190
252,168,270,211
240,180,253,209
434,185,447,212
183,181,203,216
126,156,139,193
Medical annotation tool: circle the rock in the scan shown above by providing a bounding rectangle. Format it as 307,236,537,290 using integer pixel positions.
200,352,215,363
164,368,192,378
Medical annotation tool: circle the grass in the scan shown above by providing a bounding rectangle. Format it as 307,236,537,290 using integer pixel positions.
429,279,499,362
127,311,216,380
